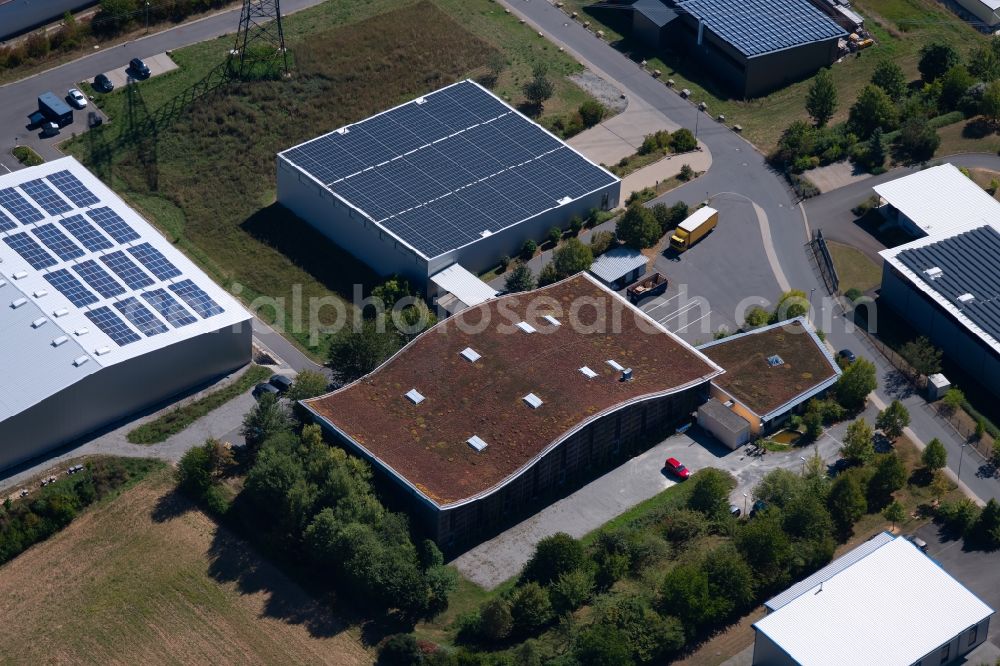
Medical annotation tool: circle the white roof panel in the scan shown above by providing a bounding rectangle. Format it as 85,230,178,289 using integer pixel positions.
588,247,647,284
754,536,994,666
678,206,718,233
430,263,498,308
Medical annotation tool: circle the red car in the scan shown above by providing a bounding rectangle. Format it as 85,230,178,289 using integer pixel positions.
664,457,690,480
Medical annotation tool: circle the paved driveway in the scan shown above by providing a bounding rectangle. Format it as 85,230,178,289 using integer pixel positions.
102,52,178,89
568,94,682,165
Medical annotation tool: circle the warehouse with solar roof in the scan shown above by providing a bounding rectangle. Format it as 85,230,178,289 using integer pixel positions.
276,80,621,284
0,157,251,470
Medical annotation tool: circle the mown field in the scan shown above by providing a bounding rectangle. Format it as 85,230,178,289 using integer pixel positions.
66,0,594,362
0,466,371,664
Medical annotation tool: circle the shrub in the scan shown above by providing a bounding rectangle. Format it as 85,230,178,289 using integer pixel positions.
510,582,553,636
478,596,513,641
574,624,634,666
547,226,562,245
661,507,707,545
589,230,616,256
678,164,695,181
24,31,51,60
520,239,537,260
744,305,771,328
379,634,421,666
549,567,594,615
579,100,606,127
670,128,697,152
938,498,982,537
845,287,863,302
569,215,584,235
616,204,661,249
521,532,585,585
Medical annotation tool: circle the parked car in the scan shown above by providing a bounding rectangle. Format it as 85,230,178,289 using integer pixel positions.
837,348,857,364
40,121,60,137
906,535,929,552
729,504,742,518
129,57,151,78
664,457,690,480
93,73,114,92
67,88,87,108
269,374,293,393
749,499,768,517
252,382,280,399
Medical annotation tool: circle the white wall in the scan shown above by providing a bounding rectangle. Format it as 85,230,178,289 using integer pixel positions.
955,0,1000,27
0,0,96,40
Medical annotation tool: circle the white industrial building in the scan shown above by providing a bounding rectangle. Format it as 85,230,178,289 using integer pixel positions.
753,533,994,666
874,164,1000,397
955,0,1000,28
276,80,620,286
0,157,251,471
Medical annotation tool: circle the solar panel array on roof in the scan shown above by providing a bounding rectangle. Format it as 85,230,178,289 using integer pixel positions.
85,306,142,346
142,288,197,327
0,187,44,224
114,296,169,337
46,169,100,208
86,206,140,243
129,242,181,280
896,226,1000,344
4,232,57,269
170,279,224,318
281,80,617,258
101,250,154,289
677,0,846,57
21,178,72,215
74,259,126,298
44,268,98,307
33,223,85,261
60,214,114,251
0,209,15,233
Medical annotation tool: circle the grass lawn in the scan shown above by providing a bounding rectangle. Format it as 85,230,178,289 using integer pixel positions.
65,0,596,362
968,167,1000,200
12,145,44,166
936,117,1000,157
126,364,270,444
828,240,883,293
0,466,371,663
558,0,987,152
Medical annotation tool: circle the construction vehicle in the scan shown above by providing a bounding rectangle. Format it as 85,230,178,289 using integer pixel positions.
626,272,667,303
670,206,718,252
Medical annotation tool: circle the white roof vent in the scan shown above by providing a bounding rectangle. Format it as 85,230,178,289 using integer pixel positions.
33,289,48,298
415,96,427,105
607,359,624,371
579,366,598,378
52,335,69,347
0,279,6,288
73,356,90,367
924,266,943,280
95,347,111,356
12,271,27,280
335,127,349,135
543,315,561,327
31,317,48,329
957,293,975,303
523,393,543,409
11,297,27,308
405,388,425,405
516,321,537,333
460,347,481,362
558,196,573,205
467,435,488,452
74,327,90,336
480,229,492,238
53,308,69,318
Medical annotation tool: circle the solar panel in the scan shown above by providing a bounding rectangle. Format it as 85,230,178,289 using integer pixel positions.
169,279,224,318
128,242,181,280
100,250,154,289
44,268,99,307
74,259,126,298
0,187,44,224
3,232,58,269
59,214,114,251
114,296,169,337
46,170,100,207
142,288,197,327
86,306,141,346
86,206,140,243
20,178,73,215
0,209,15,232
33,223,85,261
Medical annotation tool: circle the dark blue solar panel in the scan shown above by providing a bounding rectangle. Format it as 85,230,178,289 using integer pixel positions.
46,170,100,207
33,223,85,261
169,279,224,318
86,306,141,346
74,259,126,298
3,232,57,269
439,82,511,121
127,242,181,280
21,179,72,215
60,214,114,251
44,269,98,307
0,209,14,232
0,187,44,224
86,207,140,243
100,250,154,289
114,296,169,337
142,288,197,328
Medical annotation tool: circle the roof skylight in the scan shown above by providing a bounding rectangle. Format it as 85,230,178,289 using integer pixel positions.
405,389,425,405
523,393,543,409
460,347,481,362
467,435,488,452
579,366,598,378
516,321,537,333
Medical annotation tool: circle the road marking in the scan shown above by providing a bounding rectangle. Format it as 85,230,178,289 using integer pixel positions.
659,301,701,323
673,312,711,333
753,200,792,293
799,200,811,240
0,162,10,173
644,293,681,313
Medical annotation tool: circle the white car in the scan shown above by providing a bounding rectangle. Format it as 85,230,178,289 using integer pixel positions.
67,88,87,109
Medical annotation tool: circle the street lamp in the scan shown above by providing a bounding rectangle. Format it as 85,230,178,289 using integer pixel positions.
957,442,969,486
800,456,806,473
809,288,816,320
743,492,749,514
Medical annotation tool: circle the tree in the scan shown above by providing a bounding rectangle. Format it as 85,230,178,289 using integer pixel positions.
285,370,329,402
883,500,905,531
579,100,606,127
687,469,732,519
484,52,506,88
549,567,594,615
176,441,216,498
900,336,942,376
702,546,756,616
922,438,947,472
941,387,965,415
537,262,559,287
938,65,974,112
930,470,952,502
596,593,685,662
803,408,824,441
773,289,810,321
744,305,771,328
550,237,594,278
753,469,805,510
897,116,940,162
876,399,910,440
918,42,961,83
976,418,987,442
379,634,421,666
806,68,838,127
969,498,1000,549
828,470,867,535
670,128,697,152
866,127,886,171
97,0,138,33
589,230,616,256
521,532,585,585
835,357,877,409
520,239,538,260
504,261,535,293
867,453,906,509
678,164,695,181
616,204,661,249
522,64,554,110
871,58,908,102
574,624,634,666
969,39,1000,82
982,80,1000,126
841,419,875,465
736,511,792,587
547,226,562,245
328,320,402,384
659,561,713,627
510,582,553,635
784,493,834,541
479,596,513,641
848,85,899,138
241,393,292,452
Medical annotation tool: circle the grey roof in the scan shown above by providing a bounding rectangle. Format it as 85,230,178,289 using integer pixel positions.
895,225,1000,348
588,247,647,283
698,398,750,433
632,0,679,27
279,80,619,260
764,531,895,611
677,0,847,57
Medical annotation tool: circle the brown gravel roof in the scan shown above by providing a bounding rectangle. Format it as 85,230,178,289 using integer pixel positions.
698,319,840,418
305,274,722,506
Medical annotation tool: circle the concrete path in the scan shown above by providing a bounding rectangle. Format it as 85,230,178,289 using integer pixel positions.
617,143,712,207
568,94,683,166
102,52,178,89
806,160,873,193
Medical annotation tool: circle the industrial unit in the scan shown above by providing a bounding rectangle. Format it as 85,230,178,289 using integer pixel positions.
303,274,722,553
624,0,847,97
0,157,251,471
954,0,1000,29
753,533,994,665
277,80,620,286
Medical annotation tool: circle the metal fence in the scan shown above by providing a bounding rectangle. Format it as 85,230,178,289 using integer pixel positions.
809,229,840,295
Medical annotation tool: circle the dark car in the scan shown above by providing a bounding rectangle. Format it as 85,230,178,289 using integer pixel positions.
729,504,742,518
129,57,151,78
664,457,690,480
252,382,280,400
837,349,857,364
93,73,114,92
749,499,768,517
269,374,293,393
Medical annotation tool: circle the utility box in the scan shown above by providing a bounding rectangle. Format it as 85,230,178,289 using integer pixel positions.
37,92,73,127
927,373,951,401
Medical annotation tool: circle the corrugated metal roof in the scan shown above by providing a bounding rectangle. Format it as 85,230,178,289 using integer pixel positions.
677,0,846,57
430,263,498,307
697,398,750,434
632,0,679,27
588,247,647,283
754,536,994,666
873,163,1000,239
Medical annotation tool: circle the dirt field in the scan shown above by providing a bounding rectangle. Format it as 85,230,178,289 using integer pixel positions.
0,468,372,665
